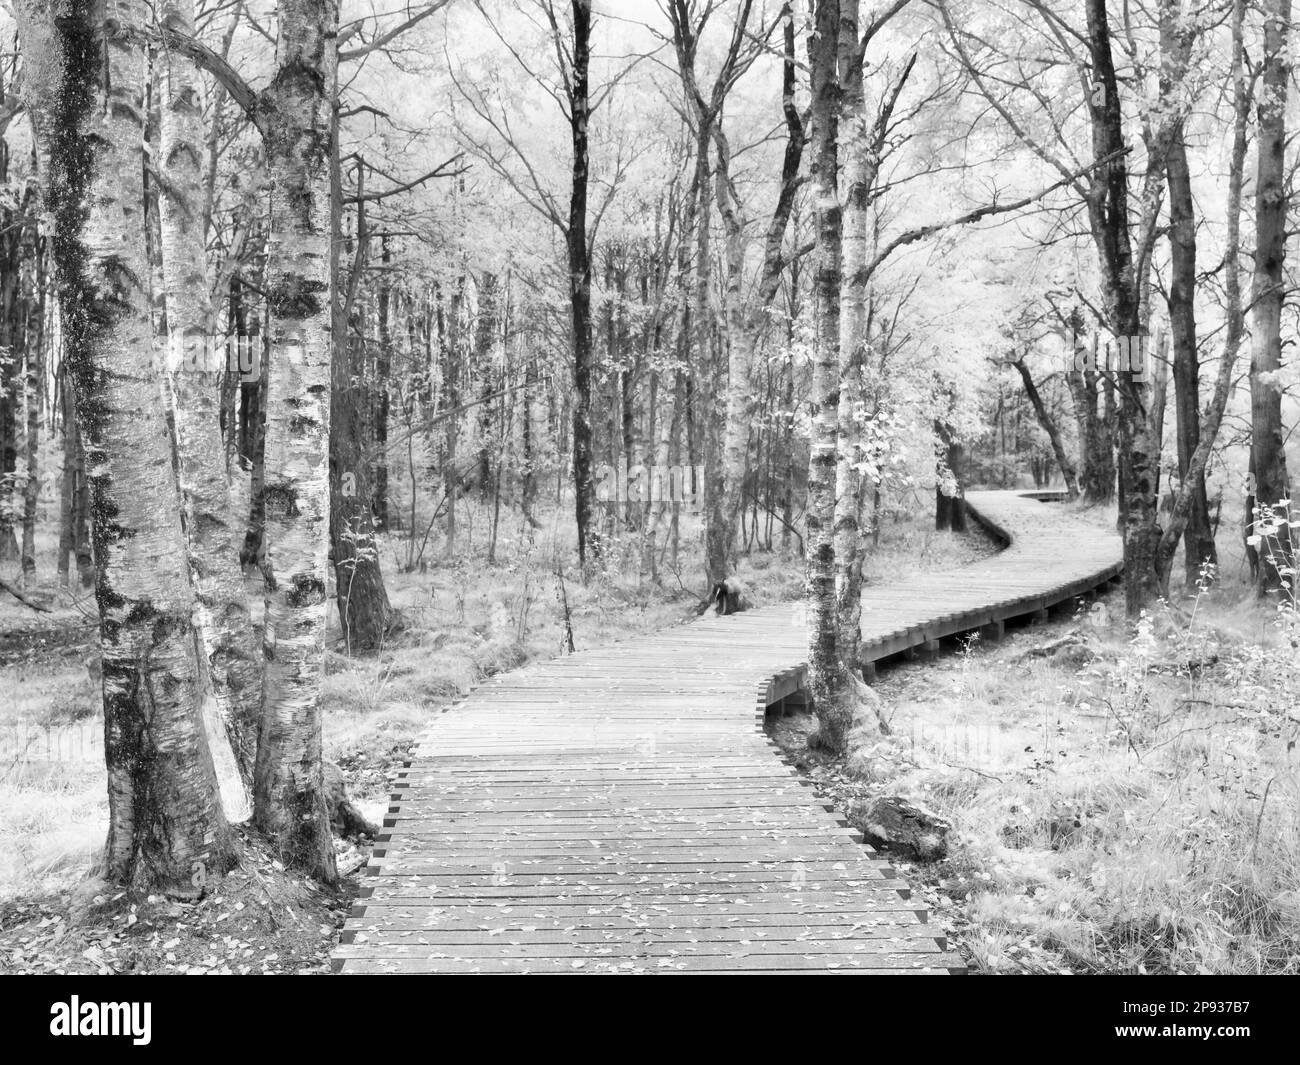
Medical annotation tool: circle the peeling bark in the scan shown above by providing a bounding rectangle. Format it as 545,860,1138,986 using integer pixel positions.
834,0,867,668
19,0,234,894
806,0,850,752
252,0,339,883
158,0,262,795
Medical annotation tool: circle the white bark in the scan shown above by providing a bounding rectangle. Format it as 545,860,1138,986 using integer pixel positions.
713,129,752,572
157,0,258,816
835,0,868,670
16,0,233,893
806,0,850,751
252,0,340,882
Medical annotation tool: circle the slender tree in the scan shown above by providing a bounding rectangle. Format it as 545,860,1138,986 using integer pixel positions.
1154,0,1251,597
157,0,263,787
566,0,599,568
805,0,849,751
1248,0,1295,595
252,0,340,882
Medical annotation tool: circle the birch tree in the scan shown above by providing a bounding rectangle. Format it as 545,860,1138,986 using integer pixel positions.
832,0,911,669
665,0,763,587
252,0,339,882
158,0,263,788
16,0,234,893
805,0,848,750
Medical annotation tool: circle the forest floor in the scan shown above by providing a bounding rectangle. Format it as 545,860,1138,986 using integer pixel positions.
3,499,1293,975
0,501,991,974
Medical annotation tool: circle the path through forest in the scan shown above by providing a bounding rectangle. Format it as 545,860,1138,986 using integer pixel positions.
332,491,1121,974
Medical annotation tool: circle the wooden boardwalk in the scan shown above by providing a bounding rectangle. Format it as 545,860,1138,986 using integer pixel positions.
333,491,1122,974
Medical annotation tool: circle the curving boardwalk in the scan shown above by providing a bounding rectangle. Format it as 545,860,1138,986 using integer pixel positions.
333,491,1122,974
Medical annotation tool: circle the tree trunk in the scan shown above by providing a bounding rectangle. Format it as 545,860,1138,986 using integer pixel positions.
1066,335,1114,504
441,276,464,555
1014,358,1079,498
568,0,599,569
1086,0,1160,616
1249,0,1295,596
253,0,340,883
806,0,850,753
835,0,867,670
1155,3,1249,597
158,0,262,787
0,203,18,563
473,270,498,502
19,199,43,583
24,0,235,893
521,348,539,527
328,109,391,653
1165,129,1215,586
693,126,724,586
57,370,74,587
713,130,751,580
933,419,966,532
240,298,271,567
373,236,391,529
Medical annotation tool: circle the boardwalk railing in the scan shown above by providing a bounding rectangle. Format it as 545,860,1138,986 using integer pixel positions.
333,490,1122,974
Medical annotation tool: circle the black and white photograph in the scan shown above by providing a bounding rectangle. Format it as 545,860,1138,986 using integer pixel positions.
0,0,1294,1018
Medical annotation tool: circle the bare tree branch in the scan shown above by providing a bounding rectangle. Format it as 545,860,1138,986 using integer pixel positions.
864,148,1130,280
339,0,454,61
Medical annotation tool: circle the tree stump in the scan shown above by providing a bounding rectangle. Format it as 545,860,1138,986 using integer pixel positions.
324,761,379,839
850,796,951,861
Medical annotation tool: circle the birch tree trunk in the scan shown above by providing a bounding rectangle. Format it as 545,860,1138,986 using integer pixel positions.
158,0,262,793
666,0,757,587
0,216,18,564
18,199,43,583
20,0,234,893
806,0,851,752
713,129,750,581
252,0,339,882
1249,0,1295,595
834,0,867,669
57,370,75,587
692,125,723,585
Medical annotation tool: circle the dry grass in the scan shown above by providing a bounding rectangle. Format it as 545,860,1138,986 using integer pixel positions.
0,650,104,899
830,538,1300,975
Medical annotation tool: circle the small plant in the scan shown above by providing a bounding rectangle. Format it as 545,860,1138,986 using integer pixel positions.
954,631,981,699
1100,610,1158,757
1247,498,1299,612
